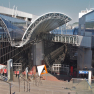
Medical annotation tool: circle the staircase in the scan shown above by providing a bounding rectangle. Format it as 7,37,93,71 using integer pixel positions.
44,44,67,68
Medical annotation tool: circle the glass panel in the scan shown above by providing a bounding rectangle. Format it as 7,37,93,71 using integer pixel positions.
85,21,94,31
1,17,24,41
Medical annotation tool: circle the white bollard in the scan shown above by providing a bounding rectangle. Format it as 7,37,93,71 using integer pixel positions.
88,71,91,85
88,71,91,90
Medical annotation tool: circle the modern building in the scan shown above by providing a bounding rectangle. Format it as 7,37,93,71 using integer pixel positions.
77,9,94,73
0,6,72,74
79,8,93,18
0,6,94,77
0,6,38,72
0,6,38,22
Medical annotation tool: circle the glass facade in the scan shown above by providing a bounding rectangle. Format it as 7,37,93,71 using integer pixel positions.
85,21,94,29
85,11,94,34
0,40,32,71
0,14,27,30
0,17,24,41
0,15,33,72
0,13,72,71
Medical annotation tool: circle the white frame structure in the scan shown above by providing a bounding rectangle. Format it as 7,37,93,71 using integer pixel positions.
0,13,72,47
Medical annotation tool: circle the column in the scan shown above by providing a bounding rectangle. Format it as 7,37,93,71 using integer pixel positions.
32,41,44,66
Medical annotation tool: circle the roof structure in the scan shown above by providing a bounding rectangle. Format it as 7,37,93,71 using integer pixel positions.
0,17,24,41
21,13,72,47
0,13,72,47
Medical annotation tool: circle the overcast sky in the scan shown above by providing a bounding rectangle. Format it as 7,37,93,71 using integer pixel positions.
0,0,94,24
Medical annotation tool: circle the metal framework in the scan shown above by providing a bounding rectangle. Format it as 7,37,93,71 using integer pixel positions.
42,34,78,45
0,13,72,47
0,18,11,42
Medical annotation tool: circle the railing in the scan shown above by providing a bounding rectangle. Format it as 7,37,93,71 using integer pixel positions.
0,74,8,81
42,33,92,48
20,76,30,92
42,34,78,45
0,79,12,94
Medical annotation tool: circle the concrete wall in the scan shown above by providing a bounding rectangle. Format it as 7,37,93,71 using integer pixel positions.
77,47,92,71
36,41,44,65
77,10,94,73
78,35,91,48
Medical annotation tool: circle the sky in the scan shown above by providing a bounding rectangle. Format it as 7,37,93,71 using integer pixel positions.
0,0,94,24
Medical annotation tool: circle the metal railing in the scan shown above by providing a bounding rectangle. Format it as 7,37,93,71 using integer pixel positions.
42,34,78,45
0,74,8,81
20,76,30,92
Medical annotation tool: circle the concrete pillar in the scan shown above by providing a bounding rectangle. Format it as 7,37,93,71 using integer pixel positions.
77,47,92,73
31,44,35,65
32,41,44,66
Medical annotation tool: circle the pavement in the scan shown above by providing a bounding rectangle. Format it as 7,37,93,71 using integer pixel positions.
0,73,94,94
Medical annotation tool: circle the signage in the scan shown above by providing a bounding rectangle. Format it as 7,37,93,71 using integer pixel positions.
79,70,88,74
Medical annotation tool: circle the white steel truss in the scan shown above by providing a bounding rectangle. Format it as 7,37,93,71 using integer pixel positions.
0,13,72,47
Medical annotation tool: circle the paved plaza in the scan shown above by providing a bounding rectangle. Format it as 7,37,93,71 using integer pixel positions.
0,73,94,94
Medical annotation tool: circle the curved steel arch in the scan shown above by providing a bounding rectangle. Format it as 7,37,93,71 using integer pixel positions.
0,13,72,47
0,17,24,44
0,17,12,42
20,13,71,47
